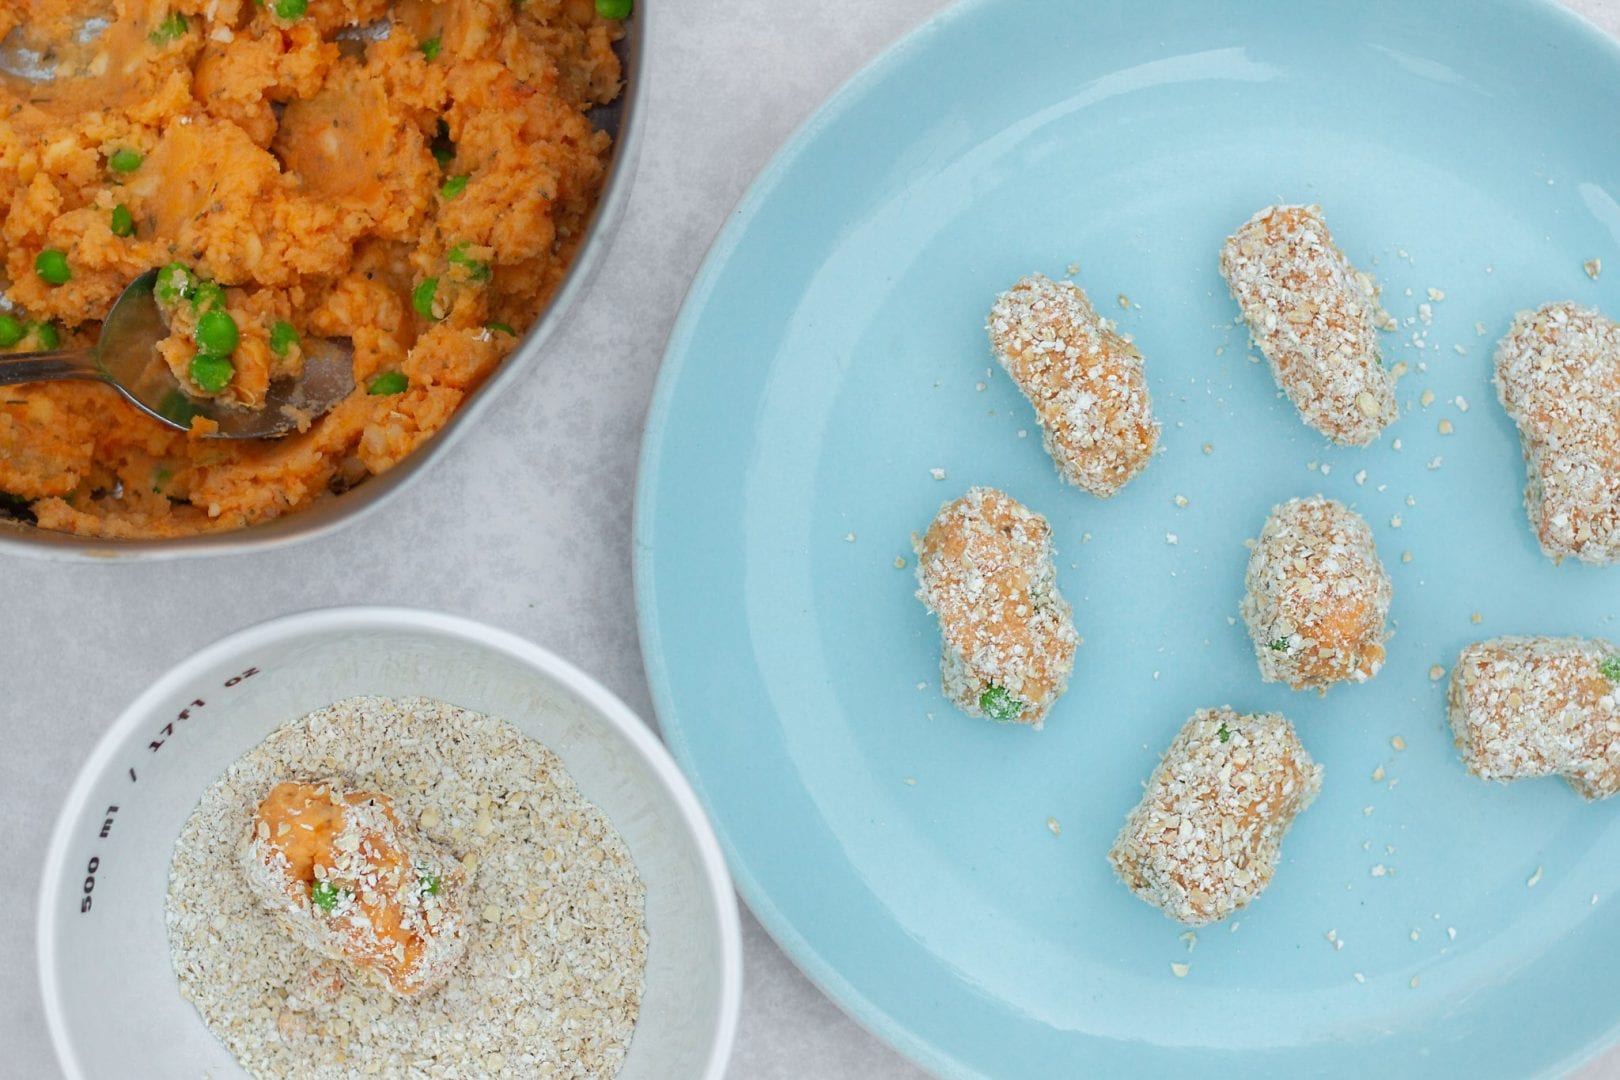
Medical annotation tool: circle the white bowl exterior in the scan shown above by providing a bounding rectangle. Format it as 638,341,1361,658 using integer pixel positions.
37,608,740,1079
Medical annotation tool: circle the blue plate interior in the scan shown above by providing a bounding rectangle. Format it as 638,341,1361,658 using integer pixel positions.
636,2,1620,1076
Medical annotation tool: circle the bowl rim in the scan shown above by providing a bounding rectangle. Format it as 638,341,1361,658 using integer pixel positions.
0,2,651,562
35,604,742,1080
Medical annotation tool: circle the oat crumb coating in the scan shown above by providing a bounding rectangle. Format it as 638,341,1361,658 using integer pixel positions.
1242,496,1392,691
242,781,468,997
1448,636,1620,799
1110,707,1322,926
1493,302,1620,565
1220,205,1397,445
987,274,1160,497
913,487,1079,727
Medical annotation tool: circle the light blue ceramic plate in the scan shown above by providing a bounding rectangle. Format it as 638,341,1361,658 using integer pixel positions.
635,2,1620,1075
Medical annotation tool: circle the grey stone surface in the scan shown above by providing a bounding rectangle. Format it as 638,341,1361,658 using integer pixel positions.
3,1,1618,1077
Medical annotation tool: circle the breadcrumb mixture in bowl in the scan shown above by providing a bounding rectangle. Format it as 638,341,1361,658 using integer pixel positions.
0,0,625,540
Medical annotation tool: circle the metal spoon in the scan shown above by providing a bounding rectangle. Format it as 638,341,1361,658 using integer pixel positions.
0,20,105,82
0,18,386,81
0,269,354,439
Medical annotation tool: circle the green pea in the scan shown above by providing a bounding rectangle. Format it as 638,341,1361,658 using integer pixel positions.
273,0,307,19
412,277,441,320
439,174,468,199
151,466,173,493
418,870,441,896
484,321,516,335
1601,656,1620,682
430,119,455,168
978,685,1023,722
189,352,234,393
149,11,187,44
35,249,70,286
196,309,239,355
157,388,201,425
595,0,632,18
155,261,192,304
269,320,299,357
447,243,490,282
110,204,134,238
190,280,224,313
419,36,441,60
109,148,143,173
29,321,58,349
309,879,340,913
0,316,21,348
368,370,408,396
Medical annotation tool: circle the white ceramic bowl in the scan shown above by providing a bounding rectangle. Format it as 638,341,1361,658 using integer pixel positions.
36,607,740,1079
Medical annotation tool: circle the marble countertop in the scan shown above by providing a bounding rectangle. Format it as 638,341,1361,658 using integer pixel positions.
5,1,1620,1077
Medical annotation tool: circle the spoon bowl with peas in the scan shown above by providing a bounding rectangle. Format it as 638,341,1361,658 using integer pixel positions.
0,269,354,439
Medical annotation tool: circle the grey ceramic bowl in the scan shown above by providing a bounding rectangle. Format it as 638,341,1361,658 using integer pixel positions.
0,11,647,561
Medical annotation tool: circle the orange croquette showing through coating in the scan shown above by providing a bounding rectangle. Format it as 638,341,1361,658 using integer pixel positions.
1241,495,1392,692
1494,302,1620,565
913,486,1079,728
987,273,1159,498
1109,706,1322,926
1448,636,1620,800
1220,204,1398,446
0,0,622,538
241,781,468,996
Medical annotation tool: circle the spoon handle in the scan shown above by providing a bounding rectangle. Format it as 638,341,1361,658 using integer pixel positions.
0,347,103,387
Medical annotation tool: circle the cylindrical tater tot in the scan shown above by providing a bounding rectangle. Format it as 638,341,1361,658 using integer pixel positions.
1220,205,1398,445
987,274,1160,497
242,781,468,996
1493,302,1620,565
1109,706,1322,926
1448,636,1620,799
913,486,1079,728
1241,496,1392,691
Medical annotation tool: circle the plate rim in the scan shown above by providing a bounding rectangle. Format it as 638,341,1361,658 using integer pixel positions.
632,1,1620,1076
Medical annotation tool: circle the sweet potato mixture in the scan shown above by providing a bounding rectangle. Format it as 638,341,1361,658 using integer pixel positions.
0,0,622,537
243,781,468,996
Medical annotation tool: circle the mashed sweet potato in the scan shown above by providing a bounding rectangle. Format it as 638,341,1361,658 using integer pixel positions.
0,0,621,537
